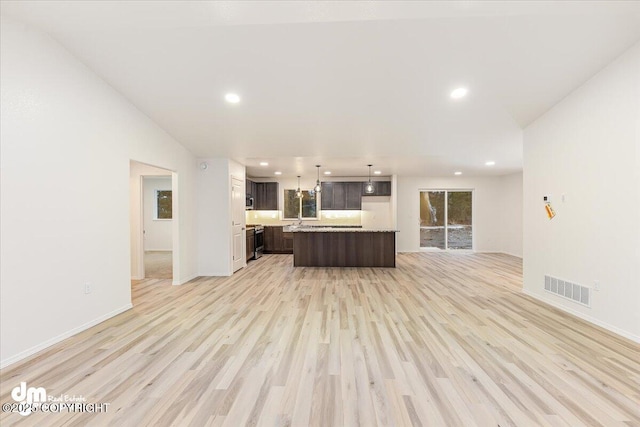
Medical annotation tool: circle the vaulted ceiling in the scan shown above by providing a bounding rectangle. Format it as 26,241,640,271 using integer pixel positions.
3,1,640,178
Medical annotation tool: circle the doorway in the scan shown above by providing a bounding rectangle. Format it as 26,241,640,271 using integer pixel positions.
129,161,177,283
420,190,473,250
143,176,173,279
231,176,245,273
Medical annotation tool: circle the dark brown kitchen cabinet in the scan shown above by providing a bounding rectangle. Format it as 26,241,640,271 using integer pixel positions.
254,182,279,210
282,231,294,252
362,181,392,196
345,182,362,209
263,226,275,252
320,182,362,210
263,226,293,254
246,229,255,261
321,182,334,210
333,183,346,209
246,179,257,199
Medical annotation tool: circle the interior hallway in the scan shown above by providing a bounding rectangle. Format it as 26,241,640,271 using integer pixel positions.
144,251,172,280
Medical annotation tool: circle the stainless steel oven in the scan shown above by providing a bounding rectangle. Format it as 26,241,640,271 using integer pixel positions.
254,226,264,259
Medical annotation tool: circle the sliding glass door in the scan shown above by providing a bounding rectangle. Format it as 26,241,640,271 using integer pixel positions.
420,190,472,250
420,191,446,249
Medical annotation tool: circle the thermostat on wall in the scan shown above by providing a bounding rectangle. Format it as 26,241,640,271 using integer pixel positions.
543,194,552,203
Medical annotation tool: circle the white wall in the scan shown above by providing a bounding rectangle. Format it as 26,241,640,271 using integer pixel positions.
143,176,173,251
0,18,198,367
397,175,523,254
361,197,393,229
197,158,245,276
498,173,523,257
523,43,640,342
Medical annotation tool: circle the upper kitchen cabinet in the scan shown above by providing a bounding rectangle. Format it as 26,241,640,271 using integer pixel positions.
345,182,362,209
254,182,279,210
321,182,362,210
321,182,334,210
246,179,257,199
362,181,392,197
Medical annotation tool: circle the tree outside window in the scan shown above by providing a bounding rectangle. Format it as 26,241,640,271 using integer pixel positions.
156,190,172,219
283,189,317,220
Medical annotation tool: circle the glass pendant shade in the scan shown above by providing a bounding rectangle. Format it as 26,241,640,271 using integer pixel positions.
295,176,303,198
365,164,375,194
365,182,374,193
314,165,322,193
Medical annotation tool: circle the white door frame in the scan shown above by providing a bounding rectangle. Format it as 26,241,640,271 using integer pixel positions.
129,161,178,285
231,176,246,273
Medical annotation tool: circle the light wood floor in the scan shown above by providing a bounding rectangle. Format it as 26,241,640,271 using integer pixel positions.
1,253,639,426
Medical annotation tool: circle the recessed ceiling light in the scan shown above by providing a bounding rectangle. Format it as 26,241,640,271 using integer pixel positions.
225,93,240,103
324,171,332,175
374,170,382,175
274,171,282,175
259,162,268,166
485,161,495,166
450,87,468,99
454,171,462,175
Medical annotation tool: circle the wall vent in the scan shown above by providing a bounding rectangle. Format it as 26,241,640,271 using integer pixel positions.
544,275,590,307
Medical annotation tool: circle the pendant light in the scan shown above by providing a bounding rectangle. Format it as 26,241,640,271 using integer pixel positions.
295,176,303,198
364,164,375,194
314,165,322,194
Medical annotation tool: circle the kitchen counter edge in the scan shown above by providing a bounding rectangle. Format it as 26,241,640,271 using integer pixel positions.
284,227,398,233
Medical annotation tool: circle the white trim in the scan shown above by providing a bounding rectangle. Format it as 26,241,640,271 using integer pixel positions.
418,189,474,251
523,290,640,344
173,273,199,286
0,304,133,369
198,270,233,277
475,250,518,256
498,251,523,259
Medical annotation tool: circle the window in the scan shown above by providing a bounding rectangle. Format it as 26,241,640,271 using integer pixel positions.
420,190,472,250
155,190,172,219
283,189,318,220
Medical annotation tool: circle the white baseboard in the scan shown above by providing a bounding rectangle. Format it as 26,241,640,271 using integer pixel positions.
173,273,199,286
498,251,523,258
197,271,232,277
400,250,520,256
523,290,640,343
0,304,133,370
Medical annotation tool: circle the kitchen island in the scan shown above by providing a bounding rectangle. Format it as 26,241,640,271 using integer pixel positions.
288,227,397,267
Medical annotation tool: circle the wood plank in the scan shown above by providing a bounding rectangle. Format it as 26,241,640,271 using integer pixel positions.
1,253,639,426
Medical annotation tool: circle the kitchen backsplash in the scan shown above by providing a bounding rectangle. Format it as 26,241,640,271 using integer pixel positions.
246,210,362,226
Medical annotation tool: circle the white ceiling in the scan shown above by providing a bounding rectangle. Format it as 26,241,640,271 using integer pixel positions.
3,1,640,178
